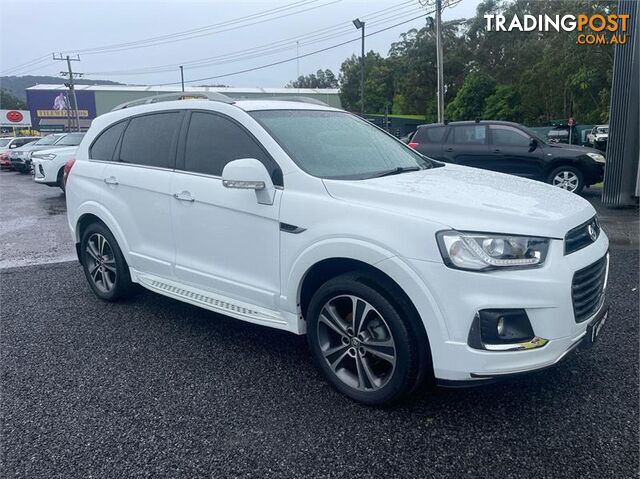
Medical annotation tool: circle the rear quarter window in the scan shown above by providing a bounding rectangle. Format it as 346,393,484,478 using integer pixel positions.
414,126,446,143
90,121,127,161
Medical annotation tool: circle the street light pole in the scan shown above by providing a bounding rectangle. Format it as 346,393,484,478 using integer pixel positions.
353,18,365,115
180,66,185,92
435,0,444,123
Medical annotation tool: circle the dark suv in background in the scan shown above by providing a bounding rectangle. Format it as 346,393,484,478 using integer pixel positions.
408,120,605,194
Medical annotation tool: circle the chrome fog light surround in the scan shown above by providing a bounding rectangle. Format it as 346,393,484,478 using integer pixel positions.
468,309,548,352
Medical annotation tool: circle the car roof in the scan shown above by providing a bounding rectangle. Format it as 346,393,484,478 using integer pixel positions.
417,120,522,128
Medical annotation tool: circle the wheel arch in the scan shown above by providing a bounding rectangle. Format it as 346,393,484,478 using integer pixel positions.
74,203,131,263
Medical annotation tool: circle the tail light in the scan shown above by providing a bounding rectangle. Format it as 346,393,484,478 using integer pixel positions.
63,159,76,188
408,142,419,149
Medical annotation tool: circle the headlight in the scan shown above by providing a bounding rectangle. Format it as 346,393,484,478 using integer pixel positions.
587,152,605,163
436,231,550,271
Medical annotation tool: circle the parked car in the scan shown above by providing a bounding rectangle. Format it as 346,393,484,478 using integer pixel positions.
546,125,581,145
31,146,77,192
10,132,85,173
587,125,608,150
0,136,40,153
409,120,605,194
65,98,609,405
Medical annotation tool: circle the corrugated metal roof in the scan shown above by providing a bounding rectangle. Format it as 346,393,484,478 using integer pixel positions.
26,84,340,94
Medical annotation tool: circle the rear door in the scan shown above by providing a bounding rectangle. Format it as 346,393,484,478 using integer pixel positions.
488,124,544,179
101,111,183,279
411,125,446,159
442,124,490,167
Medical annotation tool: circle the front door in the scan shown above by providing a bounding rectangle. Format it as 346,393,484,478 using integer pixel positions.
442,124,491,168
171,111,283,310
488,124,544,179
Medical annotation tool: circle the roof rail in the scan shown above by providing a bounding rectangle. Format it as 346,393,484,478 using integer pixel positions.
111,91,234,111
265,96,330,107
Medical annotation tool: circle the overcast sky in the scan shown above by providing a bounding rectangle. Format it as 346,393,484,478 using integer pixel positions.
0,0,481,88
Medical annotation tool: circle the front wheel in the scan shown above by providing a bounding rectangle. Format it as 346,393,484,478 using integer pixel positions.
548,165,584,194
306,274,420,405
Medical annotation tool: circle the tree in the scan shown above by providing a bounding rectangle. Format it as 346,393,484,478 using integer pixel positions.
483,85,523,122
445,71,496,121
0,89,27,109
338,52,394,113
287,69,338,88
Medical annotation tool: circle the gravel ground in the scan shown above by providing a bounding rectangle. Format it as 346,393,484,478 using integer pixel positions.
1,249,638,478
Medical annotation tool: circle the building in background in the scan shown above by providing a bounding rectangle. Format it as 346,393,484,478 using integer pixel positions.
26,84,341,132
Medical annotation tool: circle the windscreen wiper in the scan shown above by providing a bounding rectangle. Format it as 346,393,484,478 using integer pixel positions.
372,166,422,178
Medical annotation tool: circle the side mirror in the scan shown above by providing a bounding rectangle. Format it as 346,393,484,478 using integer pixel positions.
9,144,17,149
528,138,538,152
222,158,275,205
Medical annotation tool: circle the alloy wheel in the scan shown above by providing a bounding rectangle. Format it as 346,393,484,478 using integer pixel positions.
85,233,117,293
317,295,396,391
552,170,579,192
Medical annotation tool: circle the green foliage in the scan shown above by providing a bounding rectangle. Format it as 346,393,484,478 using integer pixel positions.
0,89,27,109
445,72,496,121
334,0,616,125
287,69,338,88
483,85,523,122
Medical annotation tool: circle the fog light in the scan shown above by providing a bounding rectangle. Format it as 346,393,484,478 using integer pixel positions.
468,309,548,351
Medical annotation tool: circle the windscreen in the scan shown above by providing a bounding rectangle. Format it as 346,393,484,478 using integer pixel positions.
250,110,429,180
0,139,11,147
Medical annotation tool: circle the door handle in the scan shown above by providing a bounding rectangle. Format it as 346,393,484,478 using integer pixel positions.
104,176,119,185
173,191,195,202
493,148,501,152
445,147,453,152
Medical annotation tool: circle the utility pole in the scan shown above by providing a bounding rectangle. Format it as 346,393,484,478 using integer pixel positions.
180,66,185,92
435,0,444,123
53,53,82,132
353,18,365,115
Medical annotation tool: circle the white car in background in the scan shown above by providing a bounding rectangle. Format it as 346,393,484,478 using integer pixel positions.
32,146,77,192
587,125,608,150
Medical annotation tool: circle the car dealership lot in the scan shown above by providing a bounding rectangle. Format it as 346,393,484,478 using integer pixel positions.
1,172,638,478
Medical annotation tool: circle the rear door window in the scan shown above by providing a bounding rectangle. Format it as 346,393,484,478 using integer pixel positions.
183,111,282,185
119,112,182,168
452,125,487,145
90,121,127,161
414,126,446,143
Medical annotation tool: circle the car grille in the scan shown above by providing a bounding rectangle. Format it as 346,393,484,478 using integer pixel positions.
565,216,600,255
572,254,608,323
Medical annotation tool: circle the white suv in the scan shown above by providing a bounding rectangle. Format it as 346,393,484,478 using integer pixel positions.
32,146,77,192
65,97,609,405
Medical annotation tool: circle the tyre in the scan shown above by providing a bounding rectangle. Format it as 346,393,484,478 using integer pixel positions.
306,273,420,405
548,165,584,194
57,168,65,193
80,222,136,301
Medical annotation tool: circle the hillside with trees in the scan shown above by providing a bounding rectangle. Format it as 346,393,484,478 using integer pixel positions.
333,0,616,125
0,75,122,103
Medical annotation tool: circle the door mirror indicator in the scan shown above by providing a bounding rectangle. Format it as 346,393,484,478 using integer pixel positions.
222,158,275,205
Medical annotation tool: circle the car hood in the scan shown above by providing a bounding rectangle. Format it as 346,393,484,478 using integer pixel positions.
32,146,77,157
323,164,595,238
546,143,601,156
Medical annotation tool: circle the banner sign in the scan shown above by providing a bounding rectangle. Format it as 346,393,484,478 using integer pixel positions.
0,109,32,127
26,89,97,129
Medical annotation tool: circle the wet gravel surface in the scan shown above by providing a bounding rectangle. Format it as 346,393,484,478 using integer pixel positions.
0,171,75,269
1,249,638,478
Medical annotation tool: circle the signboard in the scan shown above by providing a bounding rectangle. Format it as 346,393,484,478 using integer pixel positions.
26,89,97,130
0,110,32,127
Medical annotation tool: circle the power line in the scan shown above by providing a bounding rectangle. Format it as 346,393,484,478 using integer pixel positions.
1,0,334,75
85,3,421,76
152,10,433,86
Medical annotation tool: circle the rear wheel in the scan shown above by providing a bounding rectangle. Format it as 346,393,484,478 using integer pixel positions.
80,222,136,301
306,274,420,405
548,165,584,194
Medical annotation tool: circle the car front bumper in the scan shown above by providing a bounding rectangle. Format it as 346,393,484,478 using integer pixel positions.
402,232,610,383
31,158,59,185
